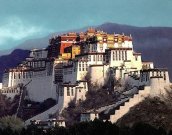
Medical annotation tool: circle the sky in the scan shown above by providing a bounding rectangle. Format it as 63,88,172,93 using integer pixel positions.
0,0,172,51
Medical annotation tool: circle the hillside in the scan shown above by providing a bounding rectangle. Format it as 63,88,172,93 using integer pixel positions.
117,89,172,131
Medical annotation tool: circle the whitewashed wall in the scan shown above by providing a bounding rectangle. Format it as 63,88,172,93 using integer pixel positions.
26,75,56,102
89,65,109,86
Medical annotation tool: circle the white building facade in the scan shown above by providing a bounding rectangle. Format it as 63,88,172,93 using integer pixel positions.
1,29,171,123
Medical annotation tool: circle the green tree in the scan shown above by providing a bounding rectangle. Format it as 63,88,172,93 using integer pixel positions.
0,115,23,132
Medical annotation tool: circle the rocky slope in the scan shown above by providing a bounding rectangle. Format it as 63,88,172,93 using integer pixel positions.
118,92,172,131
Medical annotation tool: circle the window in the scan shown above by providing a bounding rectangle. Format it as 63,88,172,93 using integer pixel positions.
71,88,74,96
88,55,91,61
86,63,88,71
43,61,45,67
79,63,81,71
84,82,86,89
14,73,16,79
103,55,106,62
100,55,102,61
125,51,127,60
113,51,115,61
18,73,20,79
164,72,166,80
93,55,96,61
152,72,154,77
95,113,97,116
135,56,138,61
160,71,162,76
40,61,42,67
23,72,25,78
140,74,143,82
145,73,147,81
119,51,121,60
122,51,124,60
82,62,84,71
116,51,118,60
67,87,70,96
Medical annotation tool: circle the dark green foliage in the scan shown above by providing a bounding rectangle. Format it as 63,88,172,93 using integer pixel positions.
21,98,56,120
0,94,19,117
22,124,45,135
131,123,164,135
0,115,24,131
82,89,115,109
39,98,56,112
0,120,169,135
168,131,172,135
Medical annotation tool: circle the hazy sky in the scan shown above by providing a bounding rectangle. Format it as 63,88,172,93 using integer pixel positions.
0,0,172,50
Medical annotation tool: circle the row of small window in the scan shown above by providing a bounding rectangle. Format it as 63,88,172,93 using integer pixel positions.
142,64,151,69
1,90,19,93
12,71,48,79
13,72,33,79
79,62,88,71
112,50,127,61
58,87,83,97
93,55,103,61
27,61,46,68
67,87,75,96
87,55,104,62
152,71,166,80
140,71,166,82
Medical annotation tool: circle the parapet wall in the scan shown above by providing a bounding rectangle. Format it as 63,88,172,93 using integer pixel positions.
149,77,169,97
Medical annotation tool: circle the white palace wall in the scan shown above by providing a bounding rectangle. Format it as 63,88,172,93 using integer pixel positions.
26,75,57,102
89,65,109,86
57,81,88,110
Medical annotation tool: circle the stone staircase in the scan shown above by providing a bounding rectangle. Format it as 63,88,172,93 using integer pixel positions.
110,86,150,123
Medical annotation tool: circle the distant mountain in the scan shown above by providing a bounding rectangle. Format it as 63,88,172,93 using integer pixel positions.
14,26,91,51
0,49,30,82
0,22,172,82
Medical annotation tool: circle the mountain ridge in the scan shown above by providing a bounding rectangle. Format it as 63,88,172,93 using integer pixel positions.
0,49,30,82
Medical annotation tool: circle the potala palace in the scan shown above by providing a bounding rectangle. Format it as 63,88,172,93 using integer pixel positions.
0,28,171,127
